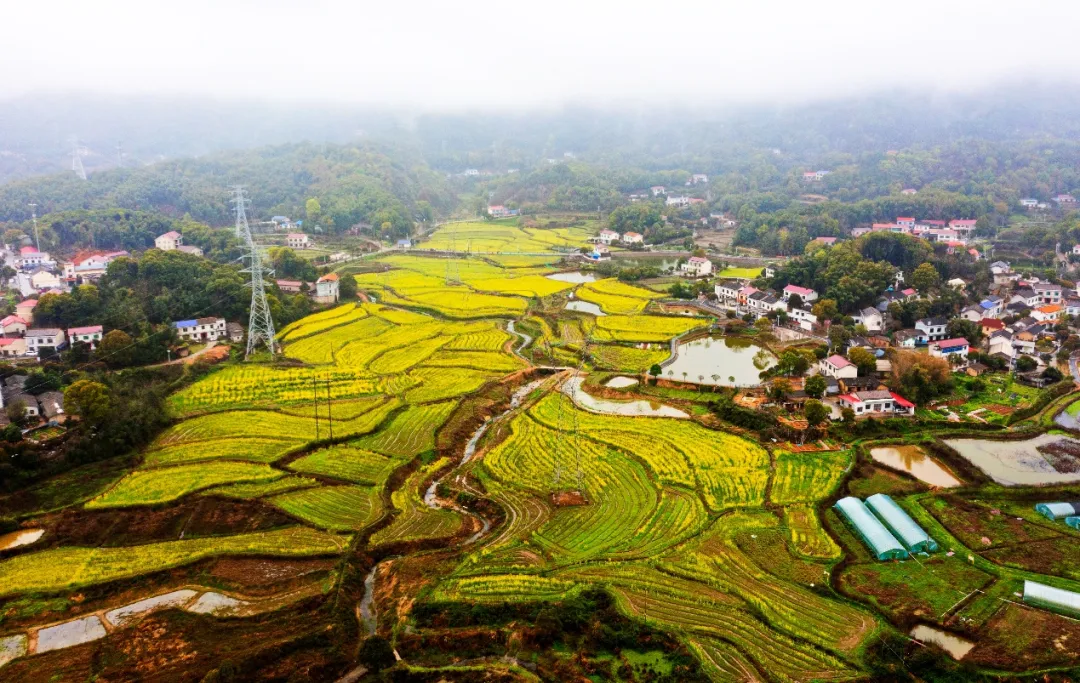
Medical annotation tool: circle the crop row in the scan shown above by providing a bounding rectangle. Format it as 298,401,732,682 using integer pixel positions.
143,436,299,467
327,320,444,368
591,315,703,342
289,445,399,485
277,303,359,340
279,304,369,342
370,458,463,545
443,328,512,351
286,315,395,364
270,484,382,531
87,461,283,508
0,526,349,597
353,400,458,457
424,350,524,373
575,286,648,315
590,344,670,372
404,367,494,403
204,476,320,499
783,505,841,560
432,574,579,602
770,450,851,505
468,275,573,298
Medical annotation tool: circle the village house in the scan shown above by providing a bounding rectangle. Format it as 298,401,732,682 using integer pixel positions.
487,205,517,218
15,299,36,324
0,337,26,357
177,245,204,257
1021,198,1039,208
960,305,984,323
788,305,817,331
63,250,130,282
30,270,61,292
276,279,305,293
853,307,884,333
174,317,227,342
715,280,741,305
947,277,967,290
746,290,785,318
68,325,103,349
38,391,65,423
314,273,340,304
17,246,53,270
1054,194,1076,204
226,322,244,343
25,328,66,357
155,231,183,251
901,188,918,195
650,186,665,196
896,217,916,228
949,219,978,233
811,236,837,247
396,239,412,250
1033,282,1063,304
689,173,708,185
782,284,818,303
981,318,1005,336
6,391,39,418
680,256,713,277
597,229,620,245
987,330,1015,358
1011,288,1041,309
894,329,918,348
1033,304,1062,323
0,315,26,336
1066,298,1080,317
622,232,644,245
1013,330,1037,355
929,337,970,362
665,196,692,208
817,354,858,380
286,233,310,249
915,317,948,343
837,390,915,417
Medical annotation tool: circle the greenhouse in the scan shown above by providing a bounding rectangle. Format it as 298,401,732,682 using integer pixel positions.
1067,516,1080,530
834,496,908,560
1023,580,1080,618
866,493,939,553
1034,501,1080,520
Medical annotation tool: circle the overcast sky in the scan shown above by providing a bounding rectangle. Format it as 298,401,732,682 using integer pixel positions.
4,0,1080,109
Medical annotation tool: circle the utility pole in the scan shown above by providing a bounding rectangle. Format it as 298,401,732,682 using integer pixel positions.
312,373,320,440
326,375,333,440
28,203,38,250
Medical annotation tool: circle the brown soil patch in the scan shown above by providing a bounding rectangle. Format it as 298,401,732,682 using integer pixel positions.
551,490,588,507
985,404,1015,416
1038,439,1080,473
209,558,336,588
967,603,1080,670
187,345,230,364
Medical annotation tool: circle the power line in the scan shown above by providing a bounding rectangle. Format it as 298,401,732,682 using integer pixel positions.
233,187,277,358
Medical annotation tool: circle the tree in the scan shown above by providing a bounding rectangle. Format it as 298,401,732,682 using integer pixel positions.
5,399,26,427
841,407,856,424
769,379,791,402
946,318,981,345
805,399,828,426
912,262,941,292
649,364,662,377
890,350,954,404
1016,355,1037,372
358,635,396,674
305,197,322,223
65,380,111,424
812,298,839,320
804,374,827,399
788,293,804,310
96,330,134,367
338,272,357,300
847,347,877,376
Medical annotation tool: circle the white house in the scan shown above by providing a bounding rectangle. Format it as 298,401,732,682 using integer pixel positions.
1054,194,1076,204
929,337,970,362
665,196,691,208
155,231,183,251
650,186,665,196
1033,283,1063,304
488,205,517,218
788,305,817,331
690,173,708,185
286,233,310,249
25,328,66,357
0,337,26,357
896,217,916,228
817,355,858,380
915,317,948,343
949,219,978,233
853,307,884,333
597,229,620,245
894,329,918,348
782,284,818,303
1021,198,1039,208
988,331,1015,358
1033,305,1063,323
314,273,340,304
18,247,52,269
715,280,741,305
175,317,227,342
838,390,915,417
947,277,967,290
0,315,26,336
30,271,61,292
622,232,644,245
746,290,786,317
680,256,713,277
67,325,103,349
177,245,204,257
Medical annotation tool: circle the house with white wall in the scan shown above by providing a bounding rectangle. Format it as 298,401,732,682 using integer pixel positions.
155,231,183,251
817,355,858,379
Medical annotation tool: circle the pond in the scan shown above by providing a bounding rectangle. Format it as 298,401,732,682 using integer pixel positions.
35,616,108,653
546,271,596,284
661,336,774,387
0,529,44,551
565,300,606,316
910,625,974,660
870,446,961,488
1054,399,1080,430
943,433,1080,486
563,376,687,418
605,376,639,388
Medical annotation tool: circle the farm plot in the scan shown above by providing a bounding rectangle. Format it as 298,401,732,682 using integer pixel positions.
0,527,349,597
370,458,463,546
353,401,458,457
783,504,841,560
87,462,283,508
592,315,704,342
368,335,451,374
443,327,512,351
288,445,398,485
270,485,382,531
405,367,495,403
279,304,367,342
204,476,320,499
468,275,573,298
770,449,851,505
285,315,395,364
424,350,524,373
332,321,445,370
591,344,670,372
143,437,300,466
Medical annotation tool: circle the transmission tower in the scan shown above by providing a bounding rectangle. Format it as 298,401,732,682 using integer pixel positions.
69,135,87,180
28,203,38,249
233,187,277,357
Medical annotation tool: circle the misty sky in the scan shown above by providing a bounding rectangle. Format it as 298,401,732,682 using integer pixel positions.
5,0,1080,109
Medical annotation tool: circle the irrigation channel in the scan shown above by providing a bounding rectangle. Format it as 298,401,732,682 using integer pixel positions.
357,376,550,638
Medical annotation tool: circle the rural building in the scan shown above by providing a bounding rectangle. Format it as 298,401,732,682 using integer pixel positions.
915,317,948,343
680,256,713,277
286,233,310,249
155,231,183,251
174,317,227,342
597,229,620,245
1033,283,1063,304
7,392,39,418
30,271,61,291
177,245,204,257
1021,198,1039,208
487,205,517,217
928,337,970,361
622,232,644,244
1033,305,1062,323
865,494,938,553
650,186,665,196
68,325,104,349
788,305,817,331
0,315,26,336
837,390,915,416
833,497,909,561
15,300,36,324
782,284,817,303
226,322,244,343
852,307,883,332
817,355,857,379
38,391,65,422
396,239,411,249
25,328,66,357
894,329,918,348
0,337,26,357
17,246,52,269
314,273,340,304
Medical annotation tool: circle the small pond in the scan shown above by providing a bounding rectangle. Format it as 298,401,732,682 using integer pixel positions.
870,446,961,488
910,625,974,660
944,433,1080,486
546,271,596,284
565,300,606,316
1054,399,1080,430
0,529,44,551
105,589,198,627
661,336,774,387
605,376,639,389
35,616,107,653
563,377,687,418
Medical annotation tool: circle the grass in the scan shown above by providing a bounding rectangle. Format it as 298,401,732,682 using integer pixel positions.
0,527,350,597
717,267,763,279
86,462,284,508
270,485,382,531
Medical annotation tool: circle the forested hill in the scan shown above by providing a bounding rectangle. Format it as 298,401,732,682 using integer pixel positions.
0,142,455,236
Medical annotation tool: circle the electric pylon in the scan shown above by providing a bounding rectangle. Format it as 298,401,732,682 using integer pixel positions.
69,135,87,180
233,187,277,357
